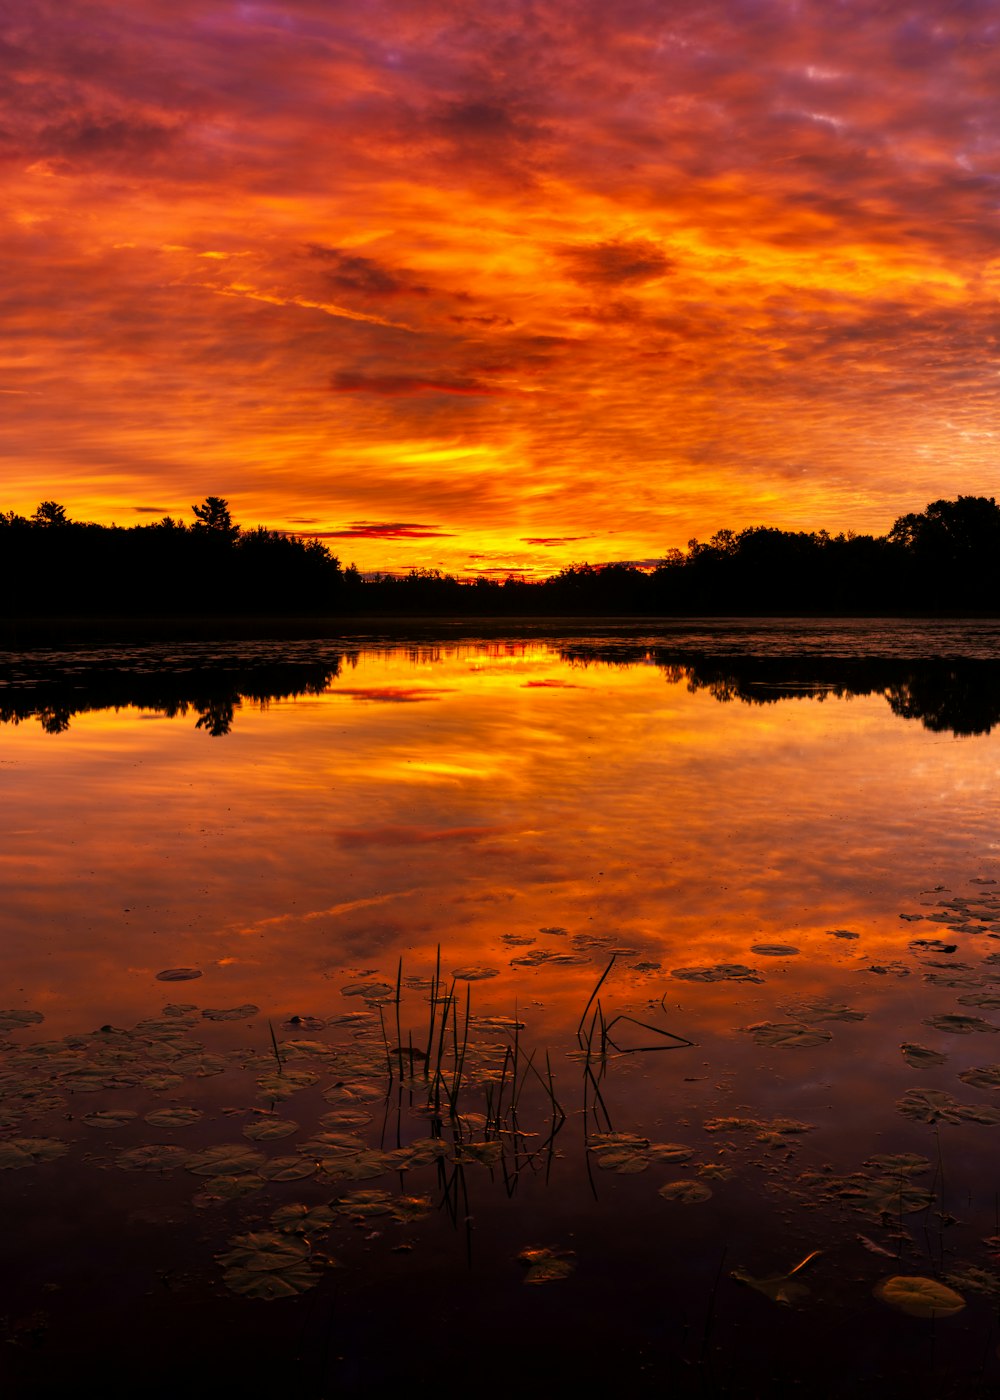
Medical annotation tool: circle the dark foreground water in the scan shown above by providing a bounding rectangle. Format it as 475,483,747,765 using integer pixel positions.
2,622,1000,1397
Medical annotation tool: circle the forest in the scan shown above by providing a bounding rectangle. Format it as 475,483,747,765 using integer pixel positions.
3,494,999,618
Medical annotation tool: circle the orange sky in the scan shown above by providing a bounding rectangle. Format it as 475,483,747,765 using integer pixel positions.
3,1,1000,576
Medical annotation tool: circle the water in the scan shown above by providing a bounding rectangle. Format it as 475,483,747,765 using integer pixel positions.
2,624,1000,1396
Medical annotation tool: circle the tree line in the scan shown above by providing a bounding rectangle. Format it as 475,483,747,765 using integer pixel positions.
3,493,1000,617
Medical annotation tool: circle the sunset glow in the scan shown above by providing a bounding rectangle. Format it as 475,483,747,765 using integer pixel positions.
4,2,999,575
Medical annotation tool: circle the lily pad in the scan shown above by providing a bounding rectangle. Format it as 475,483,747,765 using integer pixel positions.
222,1260,320,1298
658,1180,712,1203
201,1005,259,1021
186,1144,267,1176
258,1156,317,1182
340,981,394,1001
874,1275,965,1318
116,1144,189,1171
923,1014,998,1035
155,968,202,982
784,1000,865,1024
81,1109,138,1128
450,966,499,981
750,944,799,957
671,964,763,984
958,1065,1000,1089
0,1137,67,1169
218,1231,311,1273
145,1107,203,1128
271,1203,336,1233
243,1117,299,1141
739,1022,833,1049
332,1189,394,1218
517,1246,574,1284
901,1043,947,1068
0,1010,44,1031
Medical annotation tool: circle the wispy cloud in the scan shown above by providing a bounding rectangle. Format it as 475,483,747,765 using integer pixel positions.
4,0,1000,572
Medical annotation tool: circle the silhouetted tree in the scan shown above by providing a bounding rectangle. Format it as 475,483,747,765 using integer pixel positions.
32,501,70,527
192,497,239,539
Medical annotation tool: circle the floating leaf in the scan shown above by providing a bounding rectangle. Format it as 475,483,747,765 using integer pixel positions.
197,1173,265,1201
271,1203,336,1233
958,994,1000,1009
750,944,799,957
144,1107,203,1128
703,1116,813,1136
218,1231,311,1273
731,1268,809,1305
866,1154,932,1176
243,1117,298,1141
319,1108,373,1129
450,966,499,981
517,1246,574,1284
0,1137,67,1169
784,1000,865,1024
958,1065,1000,1089
901,1043,947,1068
340,981,394,1001
510,949,589,967
739,1022,833,1049
155,968,202,982
186,1144,266,1176
258,1156,317,1182
201,1005,259,1021
117,1144,189,1171
910,939,958,954
280,1015,327,1032
658,1180,712,1202
332,1190,393,1217
389,1195,432,1222
923,1014,998,1035
946,1267,1000,1298
0,1010,44,1031
256,1070,319,1099
81,1109,138,1128
874,1275,965,1318
827,929,860,939
223,1261,320,1298
896,1089,1000,1125
454,1141,502,1166
671,964,763,984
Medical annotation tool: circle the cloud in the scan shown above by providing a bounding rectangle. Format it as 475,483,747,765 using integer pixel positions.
304,521,455,540
327,688,454,704
5,0,1000,572
558,238,675,286
330,372,511,396
335,823,504,844
307,245,431,300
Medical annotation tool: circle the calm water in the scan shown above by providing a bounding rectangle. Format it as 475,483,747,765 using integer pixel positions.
3,625,1000,1396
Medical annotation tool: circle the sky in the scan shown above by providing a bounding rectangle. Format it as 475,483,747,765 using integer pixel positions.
3,0,1000,577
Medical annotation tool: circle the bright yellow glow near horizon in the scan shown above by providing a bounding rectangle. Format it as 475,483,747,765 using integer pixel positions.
3,3,999,576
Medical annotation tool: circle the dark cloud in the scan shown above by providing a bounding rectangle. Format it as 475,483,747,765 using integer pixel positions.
307,245,431,299
303,522,455,540
523,535,590,545
330,372,508,396
558,238,675,286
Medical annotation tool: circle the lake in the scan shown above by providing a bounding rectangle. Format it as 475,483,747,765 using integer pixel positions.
2,621,1000,1396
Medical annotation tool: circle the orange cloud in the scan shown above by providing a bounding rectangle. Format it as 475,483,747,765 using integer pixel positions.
3,0,999,573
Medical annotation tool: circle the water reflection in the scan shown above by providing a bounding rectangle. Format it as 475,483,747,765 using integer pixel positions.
2,632,1000,1395
5,639,1000,737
